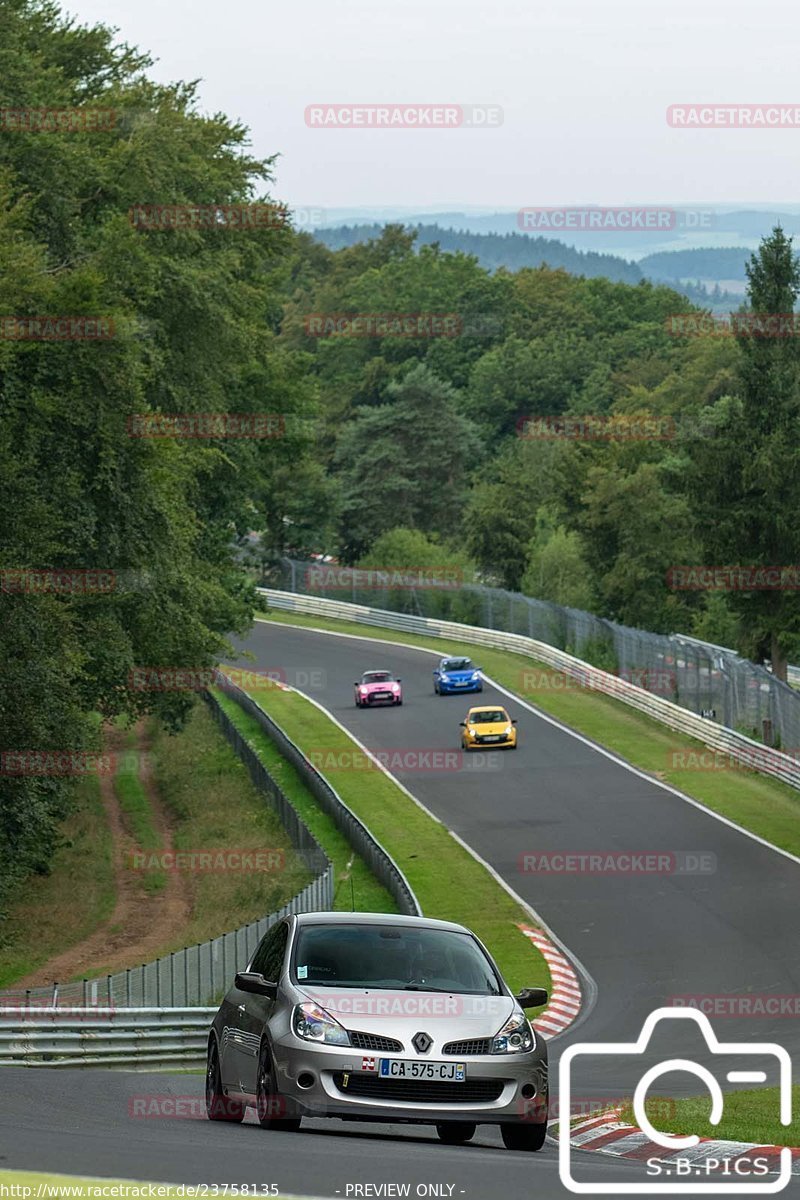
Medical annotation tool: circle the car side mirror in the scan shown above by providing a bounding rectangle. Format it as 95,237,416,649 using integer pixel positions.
459,721,466,726
235,971,277,999
512,719,518,725
516,987,548,1009
353,681,359,686
396,678,402,682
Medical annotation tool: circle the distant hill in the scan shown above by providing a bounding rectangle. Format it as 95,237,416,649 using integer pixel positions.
316,223,643,283
314,223,742,310
639,247,751,282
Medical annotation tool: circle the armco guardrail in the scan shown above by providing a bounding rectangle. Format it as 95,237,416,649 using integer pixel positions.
273,558,800,751
258,588,800,794
0,1007,215,1068
215,675,422,916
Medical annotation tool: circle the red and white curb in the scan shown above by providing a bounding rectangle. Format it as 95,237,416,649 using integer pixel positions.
559,1110,800,1176
519,924,582,1036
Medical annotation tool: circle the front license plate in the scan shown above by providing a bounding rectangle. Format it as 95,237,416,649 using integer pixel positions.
455,680,468,686
483,735,500,741
379,1059,465,1081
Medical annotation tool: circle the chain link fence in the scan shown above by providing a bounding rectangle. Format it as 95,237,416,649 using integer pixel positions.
269,558,800,752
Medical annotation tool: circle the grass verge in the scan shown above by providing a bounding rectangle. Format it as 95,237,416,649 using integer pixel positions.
258,610,800,859
223,680,551,1001
620,1087,800,1147
0,776,115,988
114,733,165,895
145,702,314,948
213,690,397,915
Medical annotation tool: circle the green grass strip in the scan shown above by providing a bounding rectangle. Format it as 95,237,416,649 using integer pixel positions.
213,690,398,916
225,679,551,1000
113,749,165,895
258,610,800,860
620,1086,800,1147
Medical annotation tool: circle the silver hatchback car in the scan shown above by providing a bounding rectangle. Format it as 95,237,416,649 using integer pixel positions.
207,911,549,1150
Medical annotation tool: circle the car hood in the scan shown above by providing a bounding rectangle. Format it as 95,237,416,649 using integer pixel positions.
441,668,478,679
467,720,510,734
298,985,515,1042
360,680,398,691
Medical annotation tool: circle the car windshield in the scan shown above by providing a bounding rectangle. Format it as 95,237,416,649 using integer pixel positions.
442,658,473,672
292,923,501,994
471,710,507,724
363,671,392,682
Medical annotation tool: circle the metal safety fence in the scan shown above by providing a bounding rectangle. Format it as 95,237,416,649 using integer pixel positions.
0,1007,215,1068
258,588,800,794
214,675,421,917
270,558,800,753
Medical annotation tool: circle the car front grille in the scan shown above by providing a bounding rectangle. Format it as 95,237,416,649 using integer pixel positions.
350,1031,404,1053
332,1073,504,1104
442,1038,492,1056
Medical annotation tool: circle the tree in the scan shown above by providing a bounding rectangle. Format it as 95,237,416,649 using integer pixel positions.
690,228,800,679
521,508,594,609
334,364,481,560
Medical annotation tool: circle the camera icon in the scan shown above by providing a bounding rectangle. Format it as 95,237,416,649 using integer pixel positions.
558,1007,793,1194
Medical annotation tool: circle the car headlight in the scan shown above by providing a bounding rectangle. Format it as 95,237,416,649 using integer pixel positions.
471,672,480,680
391,683,400,692
468,725,478,735
505,725,513,735
293,1001,351,1046
359,686,368,694
492,1008,534,1054
439,674,449,682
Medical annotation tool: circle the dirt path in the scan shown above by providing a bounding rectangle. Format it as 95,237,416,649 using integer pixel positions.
18,723,192,987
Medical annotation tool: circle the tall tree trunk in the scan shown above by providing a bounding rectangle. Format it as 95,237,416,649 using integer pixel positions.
770,631,788,683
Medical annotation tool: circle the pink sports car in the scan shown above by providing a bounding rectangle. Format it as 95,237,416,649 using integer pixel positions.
354,670,403,707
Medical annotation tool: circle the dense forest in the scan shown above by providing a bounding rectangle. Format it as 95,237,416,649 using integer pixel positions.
1,0,800,909
315,223,743,310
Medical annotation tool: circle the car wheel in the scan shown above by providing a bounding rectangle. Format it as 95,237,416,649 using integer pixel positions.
434,682,439,694
436,1122,476,1145
205,1040,244,1122
256,1044,301,1131
501,1121,547,1151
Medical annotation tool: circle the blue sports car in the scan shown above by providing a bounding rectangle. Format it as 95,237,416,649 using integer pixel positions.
433,655,483,695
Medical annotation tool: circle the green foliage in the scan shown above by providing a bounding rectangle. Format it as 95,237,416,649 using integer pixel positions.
0,0,318,914
521,508,595,610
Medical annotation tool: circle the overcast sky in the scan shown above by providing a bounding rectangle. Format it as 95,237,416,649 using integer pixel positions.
67,0,800,211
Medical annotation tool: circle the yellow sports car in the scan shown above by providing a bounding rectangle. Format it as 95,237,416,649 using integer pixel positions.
460,705,518,750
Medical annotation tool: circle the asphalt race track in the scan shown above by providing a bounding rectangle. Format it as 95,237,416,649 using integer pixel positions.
4,619,799,1199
